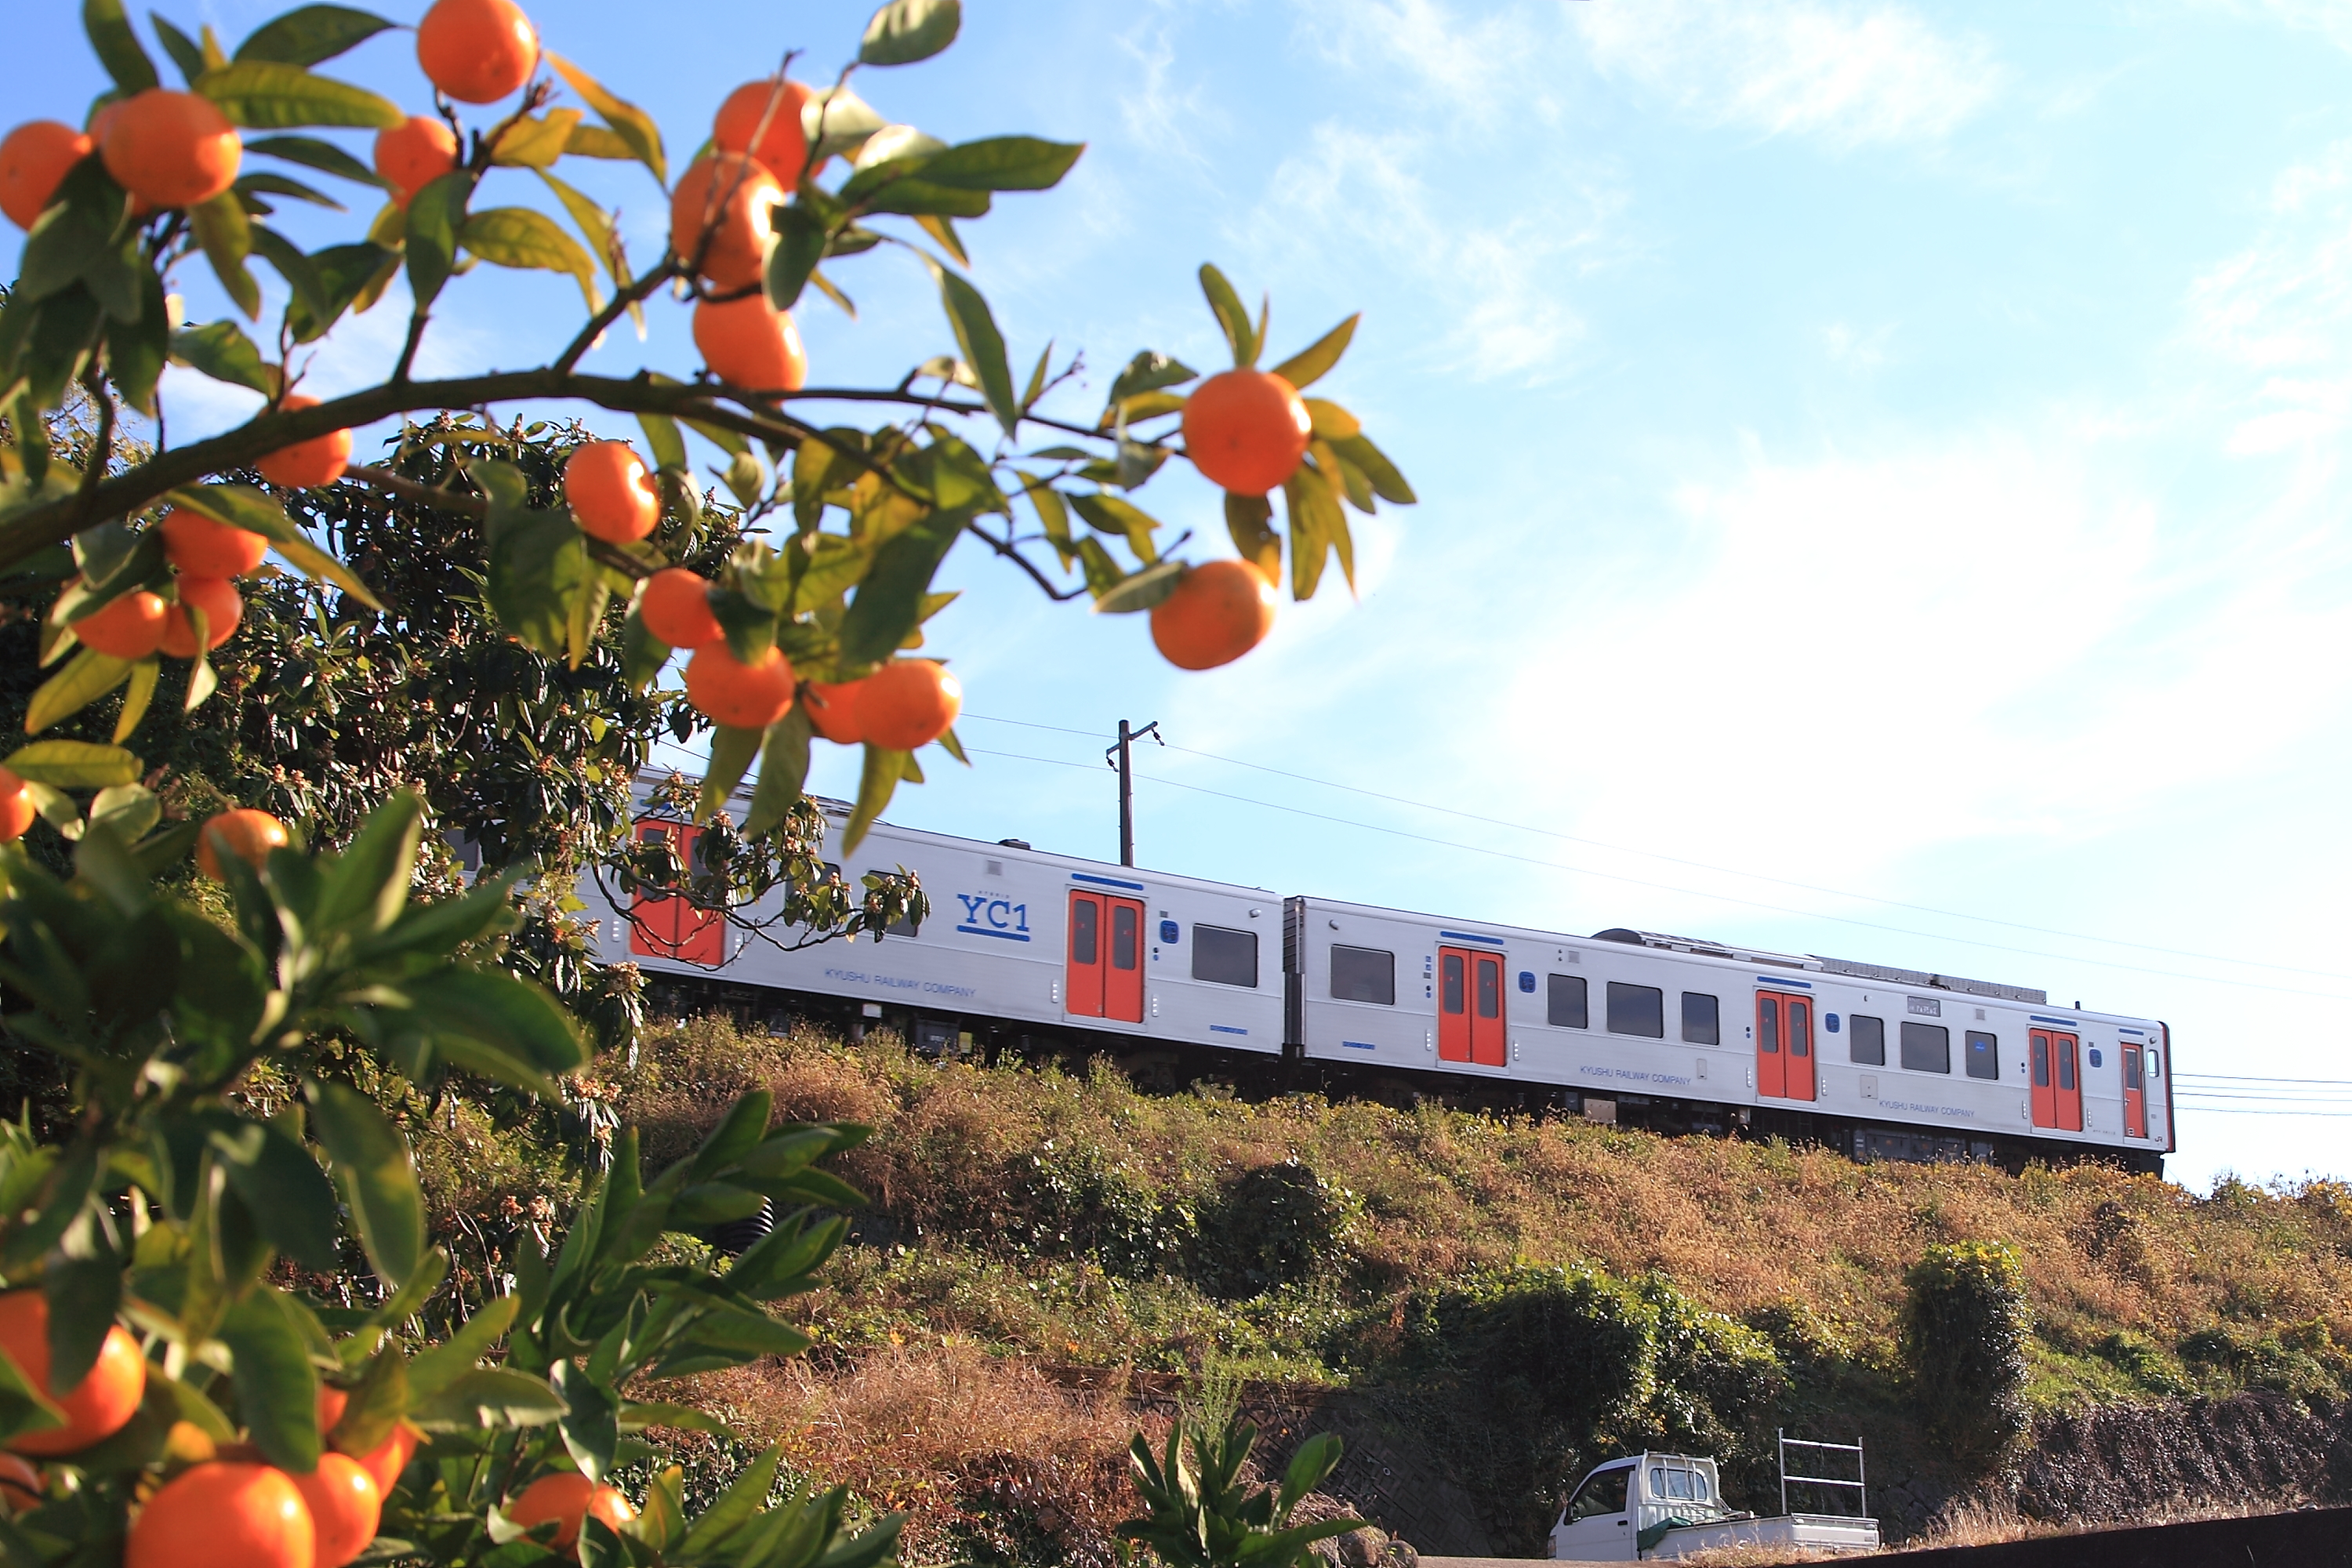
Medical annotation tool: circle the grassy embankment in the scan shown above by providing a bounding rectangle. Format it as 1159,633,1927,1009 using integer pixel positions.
412,1016,2352,1563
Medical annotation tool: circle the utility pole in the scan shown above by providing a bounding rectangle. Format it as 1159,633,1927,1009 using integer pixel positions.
1105,719,1163,866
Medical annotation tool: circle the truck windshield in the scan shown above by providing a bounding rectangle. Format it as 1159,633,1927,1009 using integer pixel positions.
1567,1467,1631,1521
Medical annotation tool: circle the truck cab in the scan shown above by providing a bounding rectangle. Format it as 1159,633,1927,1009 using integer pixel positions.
1552,1454,1731,1561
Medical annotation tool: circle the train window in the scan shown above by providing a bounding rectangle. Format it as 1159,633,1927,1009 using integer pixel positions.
1900,1021,1951,1073
1111,905,1140,971
1682,992,1719,1045
1850,1014,1886,1065
1476,958,1501,1018
1331,946,1396,1004
1965,1030,1998,1080
1607,982,1664,1038
1548,973,1588,1029
1072,899,1098,964
1192,925,1258,988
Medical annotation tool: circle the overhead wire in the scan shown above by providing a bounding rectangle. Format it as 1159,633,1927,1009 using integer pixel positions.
956,742,2352,1005
960,713,2350,984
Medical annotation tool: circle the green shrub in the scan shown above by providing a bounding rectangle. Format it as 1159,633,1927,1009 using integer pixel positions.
1901,1241,2032,1465
2177,1319,2350,1402
1192,1159,1357,1299
1005,1136,1198,1279
1639,1277,1788,1457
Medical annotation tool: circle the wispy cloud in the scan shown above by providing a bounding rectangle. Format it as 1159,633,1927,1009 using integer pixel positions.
1572,0,2005,148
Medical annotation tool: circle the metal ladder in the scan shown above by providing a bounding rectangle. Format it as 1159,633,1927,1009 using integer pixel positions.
1777,1430,1867,1519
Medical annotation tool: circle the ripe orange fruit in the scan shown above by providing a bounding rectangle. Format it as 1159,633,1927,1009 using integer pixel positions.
802,679,865,745
99,89,240,210
416,0,539,104
159,577,243,659
0,1292,146,1457
0,121,93,230
373,115,458,207
858,661,961,751
639,568,720,648
316,1386,347,1440
255,395,354,489
71,587,169,659
670,151,784,290
0,769,33,847
289,1452,379,1568
124,1461,312,1568
158,506,268,578
0,1452,41,1511
350,1423,416,1495
692,295,806,393
685,642,795,729
507,1472,636,1555
564,441,660,544
1181,369,1312,495
712,79,811,190
1149,559,1279,671
195,808,290,880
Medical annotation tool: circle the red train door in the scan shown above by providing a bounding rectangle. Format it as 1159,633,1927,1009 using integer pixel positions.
2030,1029,2082,1130
1471,950,1505,1065
1784,993,1816,1101
2122,1045,2147,1138
1755,991,1813,1099
1067,891,1144,1022
628,821,723,966
1755,993,1784,1098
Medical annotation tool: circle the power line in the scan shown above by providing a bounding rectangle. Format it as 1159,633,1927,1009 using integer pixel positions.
959,712,2351,985
956,743,2352,1005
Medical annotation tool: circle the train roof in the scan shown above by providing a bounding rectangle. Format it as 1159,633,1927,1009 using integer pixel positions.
1590,927,2048,1006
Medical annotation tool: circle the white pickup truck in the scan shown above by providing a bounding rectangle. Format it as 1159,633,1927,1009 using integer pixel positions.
1548,1448,1880,1561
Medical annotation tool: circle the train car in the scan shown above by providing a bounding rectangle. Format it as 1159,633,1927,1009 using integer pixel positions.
586,777,2174,1171
1288,896,2173,1171
586,789,1287,1064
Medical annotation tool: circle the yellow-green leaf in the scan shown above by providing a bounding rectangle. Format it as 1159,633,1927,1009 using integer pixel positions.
459,207,600,314
5,740,143,789
1269,314,1360,392
544,52,665,183
24,652,133,735
112,659,158,742
1303,397,1359,441
489,109,583,169
194,60,403,129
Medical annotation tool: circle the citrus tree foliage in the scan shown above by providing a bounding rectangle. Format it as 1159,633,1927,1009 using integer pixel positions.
0,0,1414,855
0,795,902,1566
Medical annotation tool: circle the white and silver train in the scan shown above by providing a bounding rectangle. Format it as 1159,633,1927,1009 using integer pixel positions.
588,786,2176,1172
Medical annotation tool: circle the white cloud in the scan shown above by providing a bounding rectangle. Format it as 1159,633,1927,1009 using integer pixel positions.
1572,0,2004,148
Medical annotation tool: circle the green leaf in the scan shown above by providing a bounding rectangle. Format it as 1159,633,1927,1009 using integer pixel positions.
743,706,811,838
535,169,621,287
284,241,400,343
106,269,169,416
234,5,397,66
844,745,905,855
151,16,208,89
43,1254,122,1393
459,207,600,313
913,136,1082,192
331,1342,408,1455
403,170,472,312
764,205,830,316
544,53,666,184
1068,492,1162,564
208,1113,342,1271
0,1341,66,1449
220,1288,321,1472
165,483,384,608
88,782,159,839
239,170,344,210
194,60,402,129
680,1443,784,1555
1269,314,1359,392
317,791,421,936
401,967,588,1089
23,652,133,736
191,189,261,321
406,1295,518,1399
562,122,635,161
1283,463,1348,599
111,659,158,742
307,1080,423,1288
1279,1432,1345,1508
1106,350,1196,412
929,263,1017,436
699,726,763,823
1327,433,1414,505
411,1366,565,1432
16,164,139,316
804,85,886,165
1199,263,1257,369
245,132,392,191
859,0,960,64
488,108,581,169
1225,492,1281,583
169,319,276,394
84,0,158,94
1090,557,1184,615
552,1361,616,1483
249,223,331,326
838,506,965,668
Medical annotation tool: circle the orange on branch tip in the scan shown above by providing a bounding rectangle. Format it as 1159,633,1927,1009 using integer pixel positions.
1181,368,1312,496
255,395,353,489
0,1292,146,1457
803,678,865,745
0,769,31,847
416,0,539,104
713,78,812,190
670,151,784,292
858,660,961,751
124,1462,313,1568
1149,558,1278,671
564,441,661,544
160,577,243,659
350,1423,418,1496
158,506,268,578
196,808,290,881
693,294,806,395
638,568,720,649
0,121,93,230
289,1452,380,1568
507,1472,635,1555
70,587,169,660
99,89,239,211
685,641,795,730
374,115,459,206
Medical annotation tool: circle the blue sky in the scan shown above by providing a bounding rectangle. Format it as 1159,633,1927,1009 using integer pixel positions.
14,0,2352,1189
